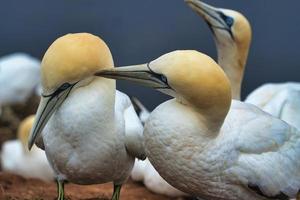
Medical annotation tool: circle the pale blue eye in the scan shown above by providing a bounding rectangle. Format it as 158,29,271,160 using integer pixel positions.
161,74,168,83
60,83,71,90
219,12,234,28
225,17,234,27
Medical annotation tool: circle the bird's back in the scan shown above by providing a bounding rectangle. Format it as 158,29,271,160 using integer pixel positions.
245,82,300,129
221,100,300,199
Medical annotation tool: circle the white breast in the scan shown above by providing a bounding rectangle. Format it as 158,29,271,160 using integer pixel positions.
42,78,134,184
144,99,219,197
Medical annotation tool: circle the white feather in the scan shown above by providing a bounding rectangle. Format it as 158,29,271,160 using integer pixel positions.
0,53,40,106
1,140,54,182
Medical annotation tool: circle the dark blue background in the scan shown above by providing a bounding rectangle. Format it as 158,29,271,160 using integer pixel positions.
1,0,299,110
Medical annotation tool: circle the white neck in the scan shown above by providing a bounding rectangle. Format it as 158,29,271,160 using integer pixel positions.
73,76,116,116
216,40,244,100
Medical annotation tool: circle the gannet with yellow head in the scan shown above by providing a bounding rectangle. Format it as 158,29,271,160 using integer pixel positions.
1,115,54,181
28,33,145,200
185,0,300,130
96,50,300,200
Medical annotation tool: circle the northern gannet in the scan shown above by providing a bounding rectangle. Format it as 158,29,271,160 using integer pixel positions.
1,115,54,181
28,33,145,200
97,50,300,200
0,53,40,115
130,98,188,197
185,0,300,130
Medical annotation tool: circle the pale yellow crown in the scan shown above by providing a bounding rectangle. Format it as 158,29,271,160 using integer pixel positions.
149,50,232,126
17,115,35,149
41,33,114,91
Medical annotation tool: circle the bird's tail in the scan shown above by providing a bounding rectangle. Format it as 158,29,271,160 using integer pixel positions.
130,96,150,125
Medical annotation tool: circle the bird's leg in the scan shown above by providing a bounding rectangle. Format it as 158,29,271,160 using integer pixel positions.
111,183,122,200
56,179,65,200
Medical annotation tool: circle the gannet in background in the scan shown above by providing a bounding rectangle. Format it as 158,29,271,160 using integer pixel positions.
130,97,150,125
0,53,40,115
185,0,300,130
97,50,300,200
1,115,54,181
130,97,188,197
28,33,145,200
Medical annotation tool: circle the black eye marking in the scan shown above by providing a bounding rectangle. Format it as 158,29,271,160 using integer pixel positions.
214,11,234,40
60,82,71,90
146,63,169,85
225,16,234,27
219,12,234,28
42,82,76,98
160,74,168,84
146,63,172,90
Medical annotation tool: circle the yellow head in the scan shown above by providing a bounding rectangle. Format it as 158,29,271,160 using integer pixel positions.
18,115,35,151
41,33,114,92
185,0,252,66
98,50,232,129
185,0,252,100
28,33,114,150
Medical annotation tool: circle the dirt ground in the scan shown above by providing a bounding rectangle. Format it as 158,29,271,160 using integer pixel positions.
0,172,189,200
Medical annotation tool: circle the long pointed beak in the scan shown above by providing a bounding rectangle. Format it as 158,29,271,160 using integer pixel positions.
95,64,170,90
28,86,74,150
185,0,227,30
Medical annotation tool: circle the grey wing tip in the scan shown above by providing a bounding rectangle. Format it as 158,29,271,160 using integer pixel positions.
248,184,290,200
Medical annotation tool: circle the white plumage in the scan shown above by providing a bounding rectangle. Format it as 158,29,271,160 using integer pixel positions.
0,53,40,111
98,50,300,199
245,83,300,130
28,33,145,200
130,97,188,197
145,98,300,199
42,81,143,184
1,141,54,182
131,158,187,197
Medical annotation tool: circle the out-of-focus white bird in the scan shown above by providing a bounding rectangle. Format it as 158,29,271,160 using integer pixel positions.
185,0,300,130
1,115,54,181
0,53,40,115
132,158,187,197
28,33,145,200
130,97,188,197
98,50,300,200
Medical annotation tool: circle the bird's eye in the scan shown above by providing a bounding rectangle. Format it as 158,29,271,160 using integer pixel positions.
160,74,168,83
219,12,234,28
60,83,71,90
225,16,234,27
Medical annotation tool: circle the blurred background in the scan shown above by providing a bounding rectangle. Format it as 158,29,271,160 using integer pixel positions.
0,0,299,109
